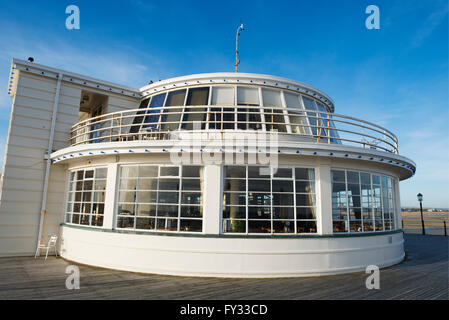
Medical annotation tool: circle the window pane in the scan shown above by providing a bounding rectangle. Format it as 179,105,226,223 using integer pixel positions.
84,170,94,179
262,88,281,107
121,166,138,178
272,193,294,206
296,180,315,193
94,180,106,190
332,170,345,183
143,93,165,128
180,219,202,232
120,179,137,190
118,203,136,216
237,87,259,105
273,207,294,219
223,219,246,233
273,168,292,178
117,216,134,229
297,207,316,219
182,166,201,178
186,87,209,106
347,171,359,184
182,179,201,191
248,220,271,233
223,193,246,206
158,192,179,204
96,168,107,179
159,179,179,191
248,193,271,206
223,206,246,219
360,172,370,185
211,86,234,105
160,166,179,176
273,220,294,233
181,192,202,205
284,92,302,108
248,206,271,219
296,168,315,181
181,206,202,218
165,89,186,106
136,217,155,230
225,166,246,178
297,221,317,233
138,179,158,190
248,166,269,178
119,191,136,203
137,204,156,217
224,179,246,192
157,218,178,231
296,194,316,207
157,205,178,217
248,179,270,192
272,180,293,192
140,166,158,177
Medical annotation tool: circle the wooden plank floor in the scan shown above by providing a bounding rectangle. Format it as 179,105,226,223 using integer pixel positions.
0,234,447,300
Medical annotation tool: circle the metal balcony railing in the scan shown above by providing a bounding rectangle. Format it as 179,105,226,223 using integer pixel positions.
69,105,399,154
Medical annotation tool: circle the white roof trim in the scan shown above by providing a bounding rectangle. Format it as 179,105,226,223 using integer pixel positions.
8,58,141,98
6,59,335,112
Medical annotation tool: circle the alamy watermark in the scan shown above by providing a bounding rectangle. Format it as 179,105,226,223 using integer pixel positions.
65,265,80,290
66,5,80,30
365,5,380,30
168,122,279,175
365,265,380,289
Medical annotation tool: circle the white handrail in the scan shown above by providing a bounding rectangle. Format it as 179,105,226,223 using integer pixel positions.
69,105,399,154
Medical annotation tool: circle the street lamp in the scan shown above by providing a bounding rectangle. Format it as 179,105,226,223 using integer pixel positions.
417,193,425,235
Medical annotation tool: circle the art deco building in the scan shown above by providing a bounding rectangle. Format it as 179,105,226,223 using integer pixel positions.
0,58,416,277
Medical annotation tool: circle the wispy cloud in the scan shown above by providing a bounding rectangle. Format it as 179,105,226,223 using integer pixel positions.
411,3,448,48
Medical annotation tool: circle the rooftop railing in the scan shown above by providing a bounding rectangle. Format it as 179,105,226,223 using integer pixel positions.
69,105,399,154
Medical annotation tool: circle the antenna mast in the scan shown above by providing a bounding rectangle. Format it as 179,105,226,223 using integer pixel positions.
235,23,244,72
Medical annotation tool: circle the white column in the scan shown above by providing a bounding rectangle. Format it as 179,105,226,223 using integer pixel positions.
394,177,402,229
103,163,118,229
203,164,222,234
316,164,333,234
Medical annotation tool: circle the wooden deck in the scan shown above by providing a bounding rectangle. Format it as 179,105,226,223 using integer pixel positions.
0,234,447,300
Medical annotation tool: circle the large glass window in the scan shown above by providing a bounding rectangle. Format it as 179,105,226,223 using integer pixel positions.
65,167,107,227
237,87,261,130
142,93,166,129
284,92,308,135
331,169,397,233
117,165,203,232
161,89,186,131
130,98,150,134
262,89,286,132
223,166,316,234
182,87,209,130
302,96,318,136
210,86,235,130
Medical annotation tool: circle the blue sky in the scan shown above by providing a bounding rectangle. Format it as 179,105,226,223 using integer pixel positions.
0,0,447,207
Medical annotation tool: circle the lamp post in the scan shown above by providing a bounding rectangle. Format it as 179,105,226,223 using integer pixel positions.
417,193,425,235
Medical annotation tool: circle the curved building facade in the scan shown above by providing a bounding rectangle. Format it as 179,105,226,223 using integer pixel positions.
3,60,415,277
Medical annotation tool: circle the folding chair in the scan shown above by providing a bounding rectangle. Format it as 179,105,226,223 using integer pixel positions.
34,235,58,260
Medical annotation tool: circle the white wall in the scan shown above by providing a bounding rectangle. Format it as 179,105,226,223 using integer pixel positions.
60,225,404,278
0,69,139,257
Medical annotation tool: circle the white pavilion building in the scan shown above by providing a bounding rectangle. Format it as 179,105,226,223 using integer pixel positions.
0,58,416,277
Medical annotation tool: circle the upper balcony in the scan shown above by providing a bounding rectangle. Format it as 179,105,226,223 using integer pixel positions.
51,73,416,178
69,104,399,154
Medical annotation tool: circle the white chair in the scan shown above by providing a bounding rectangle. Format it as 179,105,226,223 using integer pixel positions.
34,235,58,260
